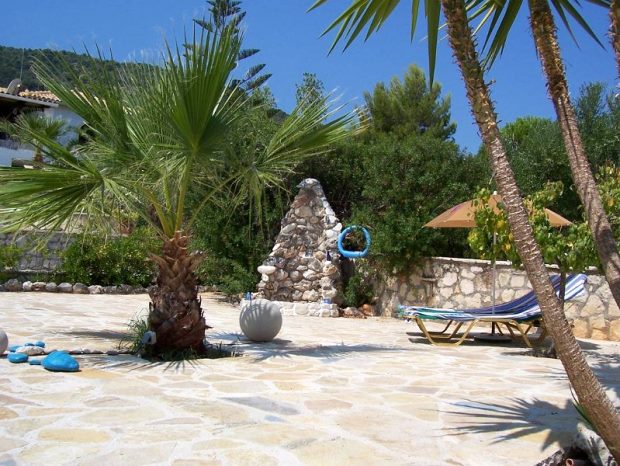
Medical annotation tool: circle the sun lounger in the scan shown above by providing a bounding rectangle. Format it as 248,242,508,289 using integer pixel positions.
401,274,587,347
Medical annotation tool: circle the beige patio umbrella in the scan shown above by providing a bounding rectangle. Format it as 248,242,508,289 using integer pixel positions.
424,194,572,229
425,193,571,339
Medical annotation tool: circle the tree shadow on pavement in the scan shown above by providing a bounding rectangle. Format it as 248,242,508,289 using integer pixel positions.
441,397,579,451
206,331,405,362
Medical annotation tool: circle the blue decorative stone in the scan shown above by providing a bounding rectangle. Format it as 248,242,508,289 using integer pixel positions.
41,351,79,372
34,341,46,348
8,353,28,363
24,342,35,347
28,358,43,365
8,344,20,353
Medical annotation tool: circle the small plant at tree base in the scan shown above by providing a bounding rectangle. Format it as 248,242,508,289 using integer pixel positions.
571,386,598,434
121,313,236,361
120,313,150,354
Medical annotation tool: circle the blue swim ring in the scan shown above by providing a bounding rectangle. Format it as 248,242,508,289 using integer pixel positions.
337,226,371,259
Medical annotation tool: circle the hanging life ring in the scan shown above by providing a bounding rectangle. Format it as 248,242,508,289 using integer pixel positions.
337,226,371,259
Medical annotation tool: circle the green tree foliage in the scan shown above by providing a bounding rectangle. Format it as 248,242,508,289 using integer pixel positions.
577,82,620,169
474,83,620,220
363,65,456,140
188,88,286,294
596,165,620,238
195,0,271,93
349,134,476,273
0,45,149,91
295,72,326,105
296,66,478,275
467,184,597,300
501,117,579,218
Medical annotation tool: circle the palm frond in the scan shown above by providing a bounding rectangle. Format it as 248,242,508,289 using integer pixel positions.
309,0,441,84
467,0,607,68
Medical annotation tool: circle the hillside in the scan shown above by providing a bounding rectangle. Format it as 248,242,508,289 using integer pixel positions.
0,45,149,90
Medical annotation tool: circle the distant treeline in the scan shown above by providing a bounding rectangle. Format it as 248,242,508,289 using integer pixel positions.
0,45,149,90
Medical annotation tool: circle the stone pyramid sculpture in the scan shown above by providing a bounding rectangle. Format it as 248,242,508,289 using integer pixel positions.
256,179,342,308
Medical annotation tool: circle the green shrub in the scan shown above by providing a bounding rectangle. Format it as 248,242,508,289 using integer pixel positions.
195,255,259,296
0,244,23,270
61,227,159,286
343,269,374,308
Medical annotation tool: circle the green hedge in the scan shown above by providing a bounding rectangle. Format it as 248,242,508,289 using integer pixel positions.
61,228,159,286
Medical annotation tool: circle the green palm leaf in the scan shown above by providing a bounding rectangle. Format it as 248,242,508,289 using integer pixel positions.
1,23,357,241
467,0,608,68
309,0,442,84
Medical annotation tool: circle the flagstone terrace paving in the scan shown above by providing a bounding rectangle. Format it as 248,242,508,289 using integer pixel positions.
0,292,619,465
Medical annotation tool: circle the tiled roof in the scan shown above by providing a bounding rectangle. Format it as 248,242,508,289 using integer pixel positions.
0,87,61,104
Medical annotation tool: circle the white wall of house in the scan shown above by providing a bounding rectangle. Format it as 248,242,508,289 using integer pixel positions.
0,105,84,166
43,106,84,145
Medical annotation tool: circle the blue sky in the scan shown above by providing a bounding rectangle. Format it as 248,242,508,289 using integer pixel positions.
0,0,616,152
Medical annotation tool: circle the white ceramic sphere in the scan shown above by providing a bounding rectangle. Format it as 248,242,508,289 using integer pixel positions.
0,329,8,355
239,299,283,342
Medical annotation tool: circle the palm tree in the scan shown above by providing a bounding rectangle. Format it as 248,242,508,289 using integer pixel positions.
0,112,70,165
611,0,620,70
468,0,620,332
0,25,355,357
310,0,620,459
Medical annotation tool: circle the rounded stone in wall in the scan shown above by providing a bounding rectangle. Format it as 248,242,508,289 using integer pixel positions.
5,279,22,292
32,282,47,291
45,282,58,292
258,265,276,275
0,328,8,354
239,299,282,342
460,279,474,295
443,272,457,287
58,282,73,293
303,271,318,281
302,290,320,302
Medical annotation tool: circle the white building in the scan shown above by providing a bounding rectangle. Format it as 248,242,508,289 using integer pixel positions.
0,83,83,167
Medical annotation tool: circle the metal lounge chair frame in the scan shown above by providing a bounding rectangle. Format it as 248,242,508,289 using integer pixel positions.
402,274,586,347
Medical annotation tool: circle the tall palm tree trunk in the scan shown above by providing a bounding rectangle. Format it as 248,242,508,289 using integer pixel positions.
148,231,207,355
611,0,620,72
441,0,620,459
529,0,620,312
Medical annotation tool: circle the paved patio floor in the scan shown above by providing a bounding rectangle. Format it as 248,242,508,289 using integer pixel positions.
1,292,619,465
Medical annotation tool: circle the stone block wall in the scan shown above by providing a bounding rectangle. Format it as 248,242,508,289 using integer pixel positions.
0,231,74,273
373,257,620,341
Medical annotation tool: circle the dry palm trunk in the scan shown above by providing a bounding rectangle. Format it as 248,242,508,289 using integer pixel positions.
148,231,207,354
529,0,620,311
441,0,620,460
612,0,620,73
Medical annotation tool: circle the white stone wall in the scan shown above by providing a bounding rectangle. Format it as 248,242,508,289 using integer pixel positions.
241,299,339,317
374,256,620,341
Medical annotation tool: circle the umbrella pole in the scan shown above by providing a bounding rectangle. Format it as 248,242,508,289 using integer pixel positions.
492,231,496,314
